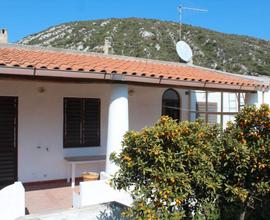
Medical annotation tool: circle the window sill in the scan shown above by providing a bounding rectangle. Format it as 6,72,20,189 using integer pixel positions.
64,145,101,149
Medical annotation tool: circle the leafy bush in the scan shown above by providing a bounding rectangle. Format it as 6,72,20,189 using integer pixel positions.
218,104,270,220
111,116,222,219
111,105,270,220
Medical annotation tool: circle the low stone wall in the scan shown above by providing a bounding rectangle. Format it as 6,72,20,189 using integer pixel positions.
73,178,132,208
0,182,25,220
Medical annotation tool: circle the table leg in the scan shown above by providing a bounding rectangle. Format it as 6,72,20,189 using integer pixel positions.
67,163,71,183
71,163,75,188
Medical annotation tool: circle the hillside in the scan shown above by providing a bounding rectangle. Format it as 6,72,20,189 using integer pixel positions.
19,18,270,76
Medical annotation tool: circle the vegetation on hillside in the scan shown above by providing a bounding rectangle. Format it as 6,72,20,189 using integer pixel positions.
19,18,270,76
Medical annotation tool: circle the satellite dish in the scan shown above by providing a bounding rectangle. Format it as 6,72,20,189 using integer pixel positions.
176,41,193,63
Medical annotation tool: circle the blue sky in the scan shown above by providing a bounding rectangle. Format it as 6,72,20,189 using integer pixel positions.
1,0,270,42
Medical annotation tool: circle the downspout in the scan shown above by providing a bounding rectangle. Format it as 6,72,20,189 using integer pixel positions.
239,84,243,91
158,76,163,85
203,80,207,89
33,67,37,76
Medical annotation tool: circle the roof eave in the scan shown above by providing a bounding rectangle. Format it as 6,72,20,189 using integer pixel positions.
0,66,265,92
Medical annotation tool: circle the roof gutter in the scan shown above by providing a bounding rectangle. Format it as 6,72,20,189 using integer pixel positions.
0,66,266,92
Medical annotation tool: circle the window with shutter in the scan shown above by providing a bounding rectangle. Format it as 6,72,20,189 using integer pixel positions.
63,98,100,148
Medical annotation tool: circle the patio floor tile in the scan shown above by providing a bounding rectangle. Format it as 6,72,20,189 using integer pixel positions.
24,180,80,214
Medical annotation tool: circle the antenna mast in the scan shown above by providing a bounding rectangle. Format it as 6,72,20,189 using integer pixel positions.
178,4,208,40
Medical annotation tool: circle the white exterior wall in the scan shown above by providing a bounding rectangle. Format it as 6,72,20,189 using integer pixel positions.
263,90,270,105
129,86,189,130
246,91,266,107
0,79,189,183
73,180,133,208
0,80,110,182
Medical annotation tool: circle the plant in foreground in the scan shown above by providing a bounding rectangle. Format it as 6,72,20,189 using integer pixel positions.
218,104,270,220
111,116,222,219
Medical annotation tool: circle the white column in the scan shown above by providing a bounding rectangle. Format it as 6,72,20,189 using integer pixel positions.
246,91,264,107
263,90,270,106
106,84,129,175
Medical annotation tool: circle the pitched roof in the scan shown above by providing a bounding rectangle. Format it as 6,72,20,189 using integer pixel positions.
0,44,266,91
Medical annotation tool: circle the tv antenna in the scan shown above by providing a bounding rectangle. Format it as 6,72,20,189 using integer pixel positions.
177,4,208,40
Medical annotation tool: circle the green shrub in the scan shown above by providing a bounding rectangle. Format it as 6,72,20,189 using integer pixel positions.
218,104,270,220
111,116,222,219
110,105,270,220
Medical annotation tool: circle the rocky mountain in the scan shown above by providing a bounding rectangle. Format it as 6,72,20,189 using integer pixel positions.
19,18,270,76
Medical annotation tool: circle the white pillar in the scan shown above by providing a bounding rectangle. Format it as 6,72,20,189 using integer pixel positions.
246,91,264,107
106,84,129,175
263,90,270,106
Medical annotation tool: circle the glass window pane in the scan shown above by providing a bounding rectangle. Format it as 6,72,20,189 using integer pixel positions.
208,92,221,112
190,112,196,122
208,114,221,126
163,89,179,100
240,93,246,110
162,89,180,120
197,113,206,122
190,112,206,123
223,92,239,112
223,114,236,128
190,90,206,112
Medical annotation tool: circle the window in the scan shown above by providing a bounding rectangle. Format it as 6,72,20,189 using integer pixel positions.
162,89,181,121
64,98,100,148
196,101,218,125
189,91,246,128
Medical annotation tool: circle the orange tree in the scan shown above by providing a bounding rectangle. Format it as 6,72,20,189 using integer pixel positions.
218,104,270,220
110,116,222,219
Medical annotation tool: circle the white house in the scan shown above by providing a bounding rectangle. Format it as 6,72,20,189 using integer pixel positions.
0,42,268,189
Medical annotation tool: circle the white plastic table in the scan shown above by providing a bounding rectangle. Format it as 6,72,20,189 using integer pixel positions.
65,155,106,188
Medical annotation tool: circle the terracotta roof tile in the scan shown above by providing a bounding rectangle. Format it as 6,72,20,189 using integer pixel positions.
0,45,265,89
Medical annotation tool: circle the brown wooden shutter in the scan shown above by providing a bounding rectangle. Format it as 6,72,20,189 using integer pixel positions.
64,98,100,148
64,98,82,147
0,97,18,188
83,99,100,146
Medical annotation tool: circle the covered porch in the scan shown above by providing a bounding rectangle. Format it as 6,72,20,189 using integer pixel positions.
0,78,263,187
0,78,190,186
